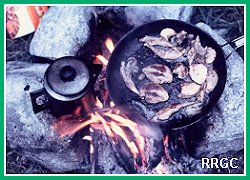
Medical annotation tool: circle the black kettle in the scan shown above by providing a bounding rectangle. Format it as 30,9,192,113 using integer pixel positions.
30,56,102,117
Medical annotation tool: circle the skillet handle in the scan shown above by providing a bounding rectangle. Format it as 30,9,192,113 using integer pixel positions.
221,35,244,59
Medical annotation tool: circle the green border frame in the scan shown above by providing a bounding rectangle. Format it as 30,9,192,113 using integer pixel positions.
1,0,248,178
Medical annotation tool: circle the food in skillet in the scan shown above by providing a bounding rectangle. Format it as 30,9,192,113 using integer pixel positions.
142,64,173,84
152,101,196,121
120,59,170,103
120,27,219,122
189,64,207,84
120,57,140,95
143,44,184,60
139,82,169,104
178,82,201,99
206,69,219,93
173,62,188,79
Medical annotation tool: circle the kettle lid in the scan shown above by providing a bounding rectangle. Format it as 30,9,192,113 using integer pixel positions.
44,57,90,101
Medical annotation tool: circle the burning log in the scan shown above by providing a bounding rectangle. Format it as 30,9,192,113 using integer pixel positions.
53,96,165,173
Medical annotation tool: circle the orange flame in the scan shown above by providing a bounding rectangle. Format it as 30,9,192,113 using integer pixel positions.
163,135,171,161
110,121,139,156
53,117,100,138
53,97,147,169
96,55,108,66
105,37,115,53
96,38,114,66
95,97,103,109
107,113,146,163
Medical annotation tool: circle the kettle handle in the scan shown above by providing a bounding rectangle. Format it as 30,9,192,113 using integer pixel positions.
30,88,50,114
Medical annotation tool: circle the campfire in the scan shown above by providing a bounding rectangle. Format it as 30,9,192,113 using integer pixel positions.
52,38,167,173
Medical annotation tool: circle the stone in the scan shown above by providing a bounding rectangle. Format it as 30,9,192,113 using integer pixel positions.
30,6,193,60
124,6,193,27
96,6,193,28
186,23,244,158
29,6,95,60
6,61,88,172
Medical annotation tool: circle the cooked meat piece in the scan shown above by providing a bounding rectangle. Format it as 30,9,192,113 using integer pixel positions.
187,34,194,40
140,36,173,48
173,62,188,79
188,37,216,65
139,82,169,104
144,44,183,60
152,102,196,121
189,64,208,84
176,30,187,39
206,69,218,93
142,64,173,84
160,28,176,40
175,30,187,45
185,102,203,117
138,73,146,81
178,82,201,98
205,47,217,64
197,82,207,102
120,57,140,95
192,36,207,56
187,36,208,64
187,47,196,65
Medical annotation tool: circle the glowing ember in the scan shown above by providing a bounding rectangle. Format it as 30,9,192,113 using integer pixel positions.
105,37,115,53
164,136,168,146
73,106,82,116
163,135,172,161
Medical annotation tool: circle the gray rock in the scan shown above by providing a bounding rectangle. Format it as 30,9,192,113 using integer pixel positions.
6,61,86,172
188,23,244,157
30,6,192,60
29,6,95,60
124,6,193,27
96,6,193,28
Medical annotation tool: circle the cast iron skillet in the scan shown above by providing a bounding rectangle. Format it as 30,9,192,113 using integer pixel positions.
106,19,227,129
